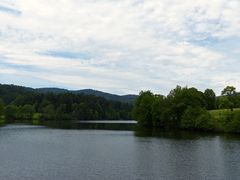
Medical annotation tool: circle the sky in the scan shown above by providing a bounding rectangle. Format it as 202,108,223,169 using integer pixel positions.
0,0,240,95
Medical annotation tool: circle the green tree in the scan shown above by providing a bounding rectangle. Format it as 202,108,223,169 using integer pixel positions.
134,91,155,127
204,89,216,110
0,98,4,117
217,96,234,110
42,104,56,120
151,95,165,127
17,104,35,120
166,86,205,128
181,107,213,130
221,86,236,96
233,96,240,108
5,105,18,122
55,104,71,121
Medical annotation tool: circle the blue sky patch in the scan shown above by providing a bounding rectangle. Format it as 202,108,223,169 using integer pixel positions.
42,50,92,60
0,5,21,16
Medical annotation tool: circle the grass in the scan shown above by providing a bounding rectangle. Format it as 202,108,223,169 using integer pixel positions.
208,108,240,133
209,108,240,118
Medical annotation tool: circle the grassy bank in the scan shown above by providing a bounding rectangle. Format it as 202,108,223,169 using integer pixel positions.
209,108,240,133
209,108,240,118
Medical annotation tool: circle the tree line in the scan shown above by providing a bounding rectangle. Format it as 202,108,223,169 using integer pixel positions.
0,85,133,124
134,86,240,133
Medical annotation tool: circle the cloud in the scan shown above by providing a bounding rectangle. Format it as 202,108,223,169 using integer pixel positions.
0,0,240,95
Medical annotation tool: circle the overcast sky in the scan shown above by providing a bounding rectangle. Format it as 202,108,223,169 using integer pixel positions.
0,0,239,95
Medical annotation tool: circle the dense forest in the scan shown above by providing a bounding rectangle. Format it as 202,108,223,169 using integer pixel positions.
0,84,133,125
2,83,240,134
134,86,240,133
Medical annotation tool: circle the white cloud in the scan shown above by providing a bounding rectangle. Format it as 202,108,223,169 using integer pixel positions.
0,0,239,95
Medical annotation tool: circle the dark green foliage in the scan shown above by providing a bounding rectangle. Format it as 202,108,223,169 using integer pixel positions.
134,91,155,127
134,86,208,130
20,86,137,103
231,111,240,133
165,86,206,128
0,84,137,104
204,89,216,110
218,86,238,110
134,86,240,133
181,107,213,131
0,98,4,117
151,95,166,127
37,94,132,121
42,104,56,120
35,88,136,103
4,105,18,122
5,104,35,123
232,96,240,108
0,84,133,123
0,84,33,104
72,89,137,103
3,83,240,134
217,96,233,109
16,104,35,120
180,107,201,129
221,86,236,96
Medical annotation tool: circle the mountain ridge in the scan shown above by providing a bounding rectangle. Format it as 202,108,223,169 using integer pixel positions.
36,88,137,103
0,84,138,103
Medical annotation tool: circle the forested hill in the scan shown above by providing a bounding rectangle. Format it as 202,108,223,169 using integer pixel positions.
36,88,138,103
0,84,137,104
0,84,134,122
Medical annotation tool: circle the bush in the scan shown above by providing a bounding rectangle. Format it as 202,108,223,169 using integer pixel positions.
16,104,35,120
195,111,214,131
181,107,213,131
4,105,18,122
226,111,240,133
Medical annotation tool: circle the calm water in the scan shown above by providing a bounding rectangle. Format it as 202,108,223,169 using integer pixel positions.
78,120,137,124
1,125,240,180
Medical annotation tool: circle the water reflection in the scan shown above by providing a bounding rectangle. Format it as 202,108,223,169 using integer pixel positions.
134,127,240,140
43,120,136,130
1,125,240,180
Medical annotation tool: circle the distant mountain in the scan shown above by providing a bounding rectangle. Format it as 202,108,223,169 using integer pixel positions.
35,88,68,94
0,84,35,104
0,84,138,104
36,88,138,103
72,89,137,103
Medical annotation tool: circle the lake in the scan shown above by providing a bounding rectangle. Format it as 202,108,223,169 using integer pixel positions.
1,124,240,180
